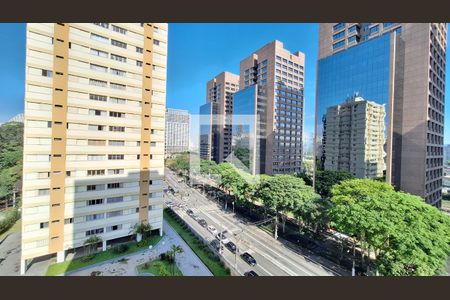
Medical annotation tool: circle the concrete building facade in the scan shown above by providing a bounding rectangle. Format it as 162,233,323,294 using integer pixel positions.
21,23,168,273
323,95,386,178
316,23,446,207
165,108,190,156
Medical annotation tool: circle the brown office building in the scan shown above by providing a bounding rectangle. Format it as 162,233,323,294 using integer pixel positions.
238,40,305,175
201,71,239,163
316,23,446,207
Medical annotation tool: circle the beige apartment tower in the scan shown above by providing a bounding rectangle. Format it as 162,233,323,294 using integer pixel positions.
21,23,168,274
323,95,386,178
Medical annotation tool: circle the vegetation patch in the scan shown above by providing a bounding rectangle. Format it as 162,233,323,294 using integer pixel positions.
46,234,163,276
164,209,230,276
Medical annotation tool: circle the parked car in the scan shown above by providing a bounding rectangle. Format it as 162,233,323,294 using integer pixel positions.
207,225,218,235
244,270,258,276
198,219,207,227
215,232,229,244
241,252,257,266
186,209,194,216
192,215,201,222
210,240,223,251
225,241,236,253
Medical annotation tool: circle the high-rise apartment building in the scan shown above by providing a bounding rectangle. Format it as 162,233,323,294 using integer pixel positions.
323,95,386,178
165,108,190,156
316,23,446,207
21,23,168,274
200,72,239,163
236,40,305,175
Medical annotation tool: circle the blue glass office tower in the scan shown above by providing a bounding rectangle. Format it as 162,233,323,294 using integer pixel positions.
316,23,447,207
231,84,267,175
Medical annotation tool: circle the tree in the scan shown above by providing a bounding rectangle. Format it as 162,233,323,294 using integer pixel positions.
168,245,184,275
315,170,354,198
329,179,450,275
130,222,152,242
255,175,319,238
0,122,23,201
296,171,313,186
83,235,102,257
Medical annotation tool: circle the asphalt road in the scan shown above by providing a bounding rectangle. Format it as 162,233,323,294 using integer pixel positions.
164,169,343,276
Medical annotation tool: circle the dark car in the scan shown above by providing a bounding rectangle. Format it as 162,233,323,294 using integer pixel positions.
186,209,194,216
210,240,223,251
225,241,236,253
241,252,257,266
244,271,258,277
198,219,207,227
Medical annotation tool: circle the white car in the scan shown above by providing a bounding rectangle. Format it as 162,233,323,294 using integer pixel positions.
207,225,218,235
215,232,229,244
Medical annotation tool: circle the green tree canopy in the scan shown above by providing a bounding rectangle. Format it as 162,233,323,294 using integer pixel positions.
329,179,450,275
315,170,354,198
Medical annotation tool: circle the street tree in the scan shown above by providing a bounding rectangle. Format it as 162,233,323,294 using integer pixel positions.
315,170,354,198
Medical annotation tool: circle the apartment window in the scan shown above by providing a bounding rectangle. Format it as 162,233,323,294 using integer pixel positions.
153,39,160,46
87,185,98,191
90,48,108,58
90,64,108,72
383,23,394,28
369,25,380,35
109,126,125,132
348,36,358,43
110,68,126,76
108,169,124,175
89,94,107,102
136,47,143,53
86,228,104,236
109,111,125,118
87,169,105,176
110,54,127,63
106,210,123,218
107,182,123,189
333,40,345,49
94,23,109,29
38,189,50,196
91,33,109,43
136,60,143,67
88,139,106,146
109,97,126,104
88,124,105,131
89,79,107,87
110,82,126,90
333,23,345,32
87,154,105,161
89,109,106,116
111,39,127,49
109,140,125,146
86,213,104,221
348,25,358,33
87,199,104,206
108,154,124,160
112,25,127,35
42,69,53,77
333,31,345,40
40,222,49,229
106,224,123,232
107,196,124,204
64,218,74,224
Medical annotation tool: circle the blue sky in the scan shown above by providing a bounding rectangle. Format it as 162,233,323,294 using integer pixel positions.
0,23,448,143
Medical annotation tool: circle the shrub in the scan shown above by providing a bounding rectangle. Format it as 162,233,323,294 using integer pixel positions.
81,255,94,262
111,243,129,254
0,208,19,234
160,252,167,261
